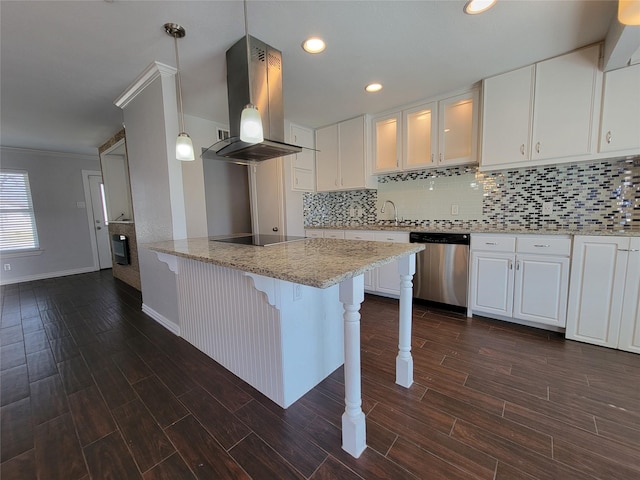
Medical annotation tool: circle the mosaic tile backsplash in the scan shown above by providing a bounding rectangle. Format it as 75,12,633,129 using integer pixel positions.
303,158,640,231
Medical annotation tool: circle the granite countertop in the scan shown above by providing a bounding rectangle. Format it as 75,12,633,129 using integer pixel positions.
144,237,424,289
305,225,639,237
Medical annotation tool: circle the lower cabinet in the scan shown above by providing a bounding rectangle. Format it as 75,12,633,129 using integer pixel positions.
566,236,640,353
306,229,409,298
469,234,571,329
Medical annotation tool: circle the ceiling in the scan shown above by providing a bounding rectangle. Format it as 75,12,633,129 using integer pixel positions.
0,0,619,156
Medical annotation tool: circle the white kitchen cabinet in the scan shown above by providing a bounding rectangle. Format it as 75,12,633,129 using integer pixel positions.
315,124,339,191
470,234,571,329
312,229,409,297
345,230,376,291
619,237,640,354
316,116,374,192
323,230,346,239
290,124,315,192
599,63,640,155
566,236,640,353
532,44,601,161
482,44,602,169
438,91,479,167
404,102,437,170
304,229,324,238
373,231,410,296
372,90,477,174
482,65,535,166
372,112,401,174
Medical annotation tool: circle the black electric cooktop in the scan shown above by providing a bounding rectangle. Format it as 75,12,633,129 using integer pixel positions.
211,234,307,247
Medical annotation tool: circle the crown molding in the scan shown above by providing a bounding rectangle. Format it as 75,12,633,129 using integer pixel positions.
114,61,177,109
0,145,99,161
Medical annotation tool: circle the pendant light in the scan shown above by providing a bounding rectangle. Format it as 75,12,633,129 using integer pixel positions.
618,0,640,25
239,0,264,144
164,23,195,161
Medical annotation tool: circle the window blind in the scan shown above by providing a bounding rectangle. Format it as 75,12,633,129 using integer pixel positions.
0,170,39,251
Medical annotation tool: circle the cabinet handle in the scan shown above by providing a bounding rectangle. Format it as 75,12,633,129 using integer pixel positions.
619,249,640,252
535,142,541,154
534,244,550,248
509,260,513,270
439,153,443,163
606,131,612,144
431,153,435,162
295,178,299,185
520,144,525,156
485,242,498,245
516,261,520,270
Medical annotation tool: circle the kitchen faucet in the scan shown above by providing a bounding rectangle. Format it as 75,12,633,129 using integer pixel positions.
380,200,401,226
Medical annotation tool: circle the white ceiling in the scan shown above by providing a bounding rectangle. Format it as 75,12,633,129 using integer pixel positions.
0,0,618,156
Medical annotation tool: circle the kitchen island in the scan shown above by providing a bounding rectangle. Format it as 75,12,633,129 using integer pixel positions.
144,236,423,458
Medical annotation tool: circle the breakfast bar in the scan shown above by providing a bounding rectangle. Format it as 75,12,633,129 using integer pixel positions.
144,236,424,458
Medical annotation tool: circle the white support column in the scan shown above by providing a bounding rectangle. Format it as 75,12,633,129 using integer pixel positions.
339,274,366,458
396,253,416,388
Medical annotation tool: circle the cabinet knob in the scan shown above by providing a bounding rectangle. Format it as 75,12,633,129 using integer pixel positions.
520,144,525,156
272,227,279,232
606,131,612,144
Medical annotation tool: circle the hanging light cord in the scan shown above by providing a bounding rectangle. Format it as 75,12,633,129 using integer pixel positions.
174,35,186,134
244,0,253,107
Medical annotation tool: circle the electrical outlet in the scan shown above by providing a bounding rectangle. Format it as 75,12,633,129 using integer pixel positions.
451,204,459,215
3,264,10,271
542,202,553,215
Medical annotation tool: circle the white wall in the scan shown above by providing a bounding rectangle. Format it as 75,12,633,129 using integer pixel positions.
0,147,100,284
183,114,252,237
120,66,182,327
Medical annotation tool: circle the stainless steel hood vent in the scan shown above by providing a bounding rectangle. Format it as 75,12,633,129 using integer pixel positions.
202,35,302,163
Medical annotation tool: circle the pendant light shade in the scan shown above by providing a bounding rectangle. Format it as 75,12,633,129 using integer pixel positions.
619,0,640,25
238,0,264,145
164,23,195,161
176,132,195,161
240,104,264,143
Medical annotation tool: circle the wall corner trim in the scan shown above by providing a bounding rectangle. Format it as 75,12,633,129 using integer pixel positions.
141,303,180,336
114,61,177,110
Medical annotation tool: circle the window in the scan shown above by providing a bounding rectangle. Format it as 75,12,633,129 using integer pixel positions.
0,170,39,251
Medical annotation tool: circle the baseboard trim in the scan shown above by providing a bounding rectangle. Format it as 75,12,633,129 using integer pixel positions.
141,303,180,336
0,266,97,286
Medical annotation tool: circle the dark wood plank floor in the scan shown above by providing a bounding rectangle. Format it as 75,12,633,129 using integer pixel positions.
1,270,639,479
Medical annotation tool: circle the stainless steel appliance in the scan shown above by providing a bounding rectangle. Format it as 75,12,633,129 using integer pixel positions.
202,35,302,163
409,232,470,309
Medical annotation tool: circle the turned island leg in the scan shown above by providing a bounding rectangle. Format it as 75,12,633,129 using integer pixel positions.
339,274,366,458
396,253,416,388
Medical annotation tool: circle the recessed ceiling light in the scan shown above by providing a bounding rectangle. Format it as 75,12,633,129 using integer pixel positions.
302,37,326,54
464,0,497,15
365,83,383,93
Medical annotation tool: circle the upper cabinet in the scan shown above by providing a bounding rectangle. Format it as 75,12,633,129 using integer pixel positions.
482,44,603,169
372,89,479,174
316,115,375,192
599,63,640,154
290,124,315,192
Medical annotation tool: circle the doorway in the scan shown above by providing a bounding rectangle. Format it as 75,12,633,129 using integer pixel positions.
82,170,112,270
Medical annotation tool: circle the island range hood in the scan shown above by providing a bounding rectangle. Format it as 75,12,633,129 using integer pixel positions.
202,35,302,164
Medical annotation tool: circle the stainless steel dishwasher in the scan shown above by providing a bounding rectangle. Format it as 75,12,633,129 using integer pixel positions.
409,232,470,309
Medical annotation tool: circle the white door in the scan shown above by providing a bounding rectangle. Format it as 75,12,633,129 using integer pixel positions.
250,159,284,235
532,45,600,160
513,255,569,327
481,65,534,166
88,175,112,269
599,63,640,153
315,124,339,192
470,252,514,316
566,236,627,348
618,238,640,354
